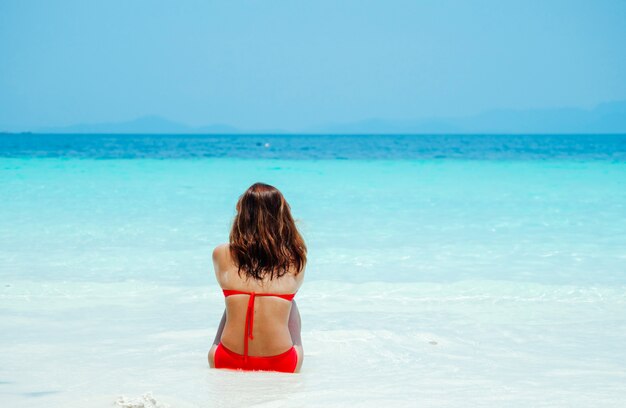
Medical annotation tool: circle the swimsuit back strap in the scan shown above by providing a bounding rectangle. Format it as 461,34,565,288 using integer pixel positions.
222,290,295,361
243,292,255,360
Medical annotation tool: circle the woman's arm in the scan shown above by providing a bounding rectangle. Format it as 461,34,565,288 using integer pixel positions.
208,309,226,368
212,309,226,346
289,300,304,372
288,300,302,347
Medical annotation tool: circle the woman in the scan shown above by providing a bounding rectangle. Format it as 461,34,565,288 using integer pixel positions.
208,183,306,373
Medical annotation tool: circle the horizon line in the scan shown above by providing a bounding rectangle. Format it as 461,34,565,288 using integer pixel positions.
2,131,626,136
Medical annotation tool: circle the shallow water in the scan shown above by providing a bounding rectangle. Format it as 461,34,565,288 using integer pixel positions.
1,134,625,406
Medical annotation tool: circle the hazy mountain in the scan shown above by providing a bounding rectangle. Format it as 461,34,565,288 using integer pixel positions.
13,100,626,134
35,115,240,134
310,100,626,134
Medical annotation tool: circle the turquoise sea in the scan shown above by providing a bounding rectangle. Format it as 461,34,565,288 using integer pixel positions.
1,134,625,407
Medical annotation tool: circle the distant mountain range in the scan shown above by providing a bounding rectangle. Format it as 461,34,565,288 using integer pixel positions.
309,100,626,134
34,115,239,134
7,100,626,134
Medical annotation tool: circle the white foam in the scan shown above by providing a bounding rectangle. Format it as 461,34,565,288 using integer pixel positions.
115,393,168,408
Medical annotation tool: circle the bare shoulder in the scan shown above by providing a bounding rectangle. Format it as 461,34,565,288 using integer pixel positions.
293,265,306,290
212,243,230,264
211,244,233,283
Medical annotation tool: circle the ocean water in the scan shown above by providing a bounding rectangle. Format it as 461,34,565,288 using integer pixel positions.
1,134,625,407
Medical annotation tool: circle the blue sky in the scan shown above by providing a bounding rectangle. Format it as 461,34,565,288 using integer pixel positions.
1,0,625,131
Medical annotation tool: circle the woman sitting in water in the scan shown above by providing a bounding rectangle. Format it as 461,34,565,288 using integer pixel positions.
208,183,306,373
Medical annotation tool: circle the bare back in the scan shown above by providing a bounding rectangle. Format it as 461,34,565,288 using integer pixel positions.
212,243,305,357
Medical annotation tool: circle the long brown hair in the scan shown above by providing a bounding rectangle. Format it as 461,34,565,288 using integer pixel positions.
229,183,307,280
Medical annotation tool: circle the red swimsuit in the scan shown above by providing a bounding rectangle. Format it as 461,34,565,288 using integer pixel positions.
213,289,298,373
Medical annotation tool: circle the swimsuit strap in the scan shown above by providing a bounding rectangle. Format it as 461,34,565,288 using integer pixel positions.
222,289,296,361
222,289,295,301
